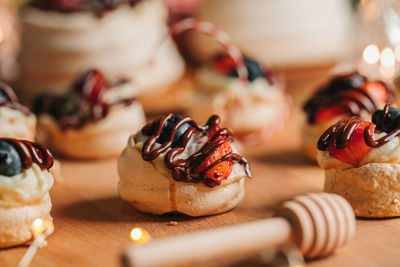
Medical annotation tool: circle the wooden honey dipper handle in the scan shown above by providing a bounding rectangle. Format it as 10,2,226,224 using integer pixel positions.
123,193,355,267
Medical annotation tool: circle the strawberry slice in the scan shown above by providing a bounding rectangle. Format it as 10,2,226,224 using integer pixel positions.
361,81,389,102
327,121,373,166
315,105,347,123
195,140,233,185
213,54,236,75
74,69,107,103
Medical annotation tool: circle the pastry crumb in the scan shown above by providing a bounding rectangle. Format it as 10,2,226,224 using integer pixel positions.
393,199,400,204
168,221,178,226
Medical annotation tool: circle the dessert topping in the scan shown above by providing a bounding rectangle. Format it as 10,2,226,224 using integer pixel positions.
212,54,279,85
318,105,400,165
140,114,252,187
303,72,393,124
34,69,135,130
0,138,54,177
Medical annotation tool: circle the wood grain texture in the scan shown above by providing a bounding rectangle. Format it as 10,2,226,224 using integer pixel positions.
2,70,400,267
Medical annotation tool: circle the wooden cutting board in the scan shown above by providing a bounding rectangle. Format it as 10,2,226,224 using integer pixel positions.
1,70,400,267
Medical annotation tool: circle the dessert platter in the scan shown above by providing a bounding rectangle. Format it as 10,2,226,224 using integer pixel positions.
2,1,400,266
2,75,400,266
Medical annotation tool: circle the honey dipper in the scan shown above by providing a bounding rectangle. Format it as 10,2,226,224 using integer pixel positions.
123,192,355,267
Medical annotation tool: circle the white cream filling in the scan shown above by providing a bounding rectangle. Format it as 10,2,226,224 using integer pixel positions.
101,81,139,103
0,107,36,140
0,164,53,206
195,67,283,101
192,68,287,133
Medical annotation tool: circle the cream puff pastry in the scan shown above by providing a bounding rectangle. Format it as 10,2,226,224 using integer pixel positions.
118,114,252,216
0,82,36,141
317,105,400,217
34,69,146,159
0,138,54,248
189,54,290,145
303,72,393,160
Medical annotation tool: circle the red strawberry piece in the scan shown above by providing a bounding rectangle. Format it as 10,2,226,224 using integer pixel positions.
213,54,236,75
362,81,389,102
315,105,347,123
74,70,107,103
195,140,233,184
327,121,373,166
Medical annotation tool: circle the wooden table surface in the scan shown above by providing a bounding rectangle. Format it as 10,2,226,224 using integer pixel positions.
1,69,400,267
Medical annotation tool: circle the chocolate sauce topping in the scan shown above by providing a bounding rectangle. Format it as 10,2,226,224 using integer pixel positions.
34,70,135,130
1,138,54,170
140,114,252,188
0,82,31,115
29,0,142,17
317,105,400,152
303,72,394,124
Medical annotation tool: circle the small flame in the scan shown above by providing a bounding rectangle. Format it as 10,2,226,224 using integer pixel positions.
363,44,380,64
130,227,151,244
380,48,395,67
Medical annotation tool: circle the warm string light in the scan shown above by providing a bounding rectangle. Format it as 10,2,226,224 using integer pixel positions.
18,218,54,267
380,47,395,67
363,44,380,64
362,44,398,79
130,227,151,245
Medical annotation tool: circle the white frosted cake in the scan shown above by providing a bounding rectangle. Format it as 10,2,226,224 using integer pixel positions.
189,0,354,67
19,0,185,98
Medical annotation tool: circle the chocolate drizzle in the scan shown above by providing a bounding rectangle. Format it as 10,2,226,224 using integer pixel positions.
1,138,54,170
34,70,136,130
140,114,252,188
0,82,31,115
317,105,400,151
303,72,393,124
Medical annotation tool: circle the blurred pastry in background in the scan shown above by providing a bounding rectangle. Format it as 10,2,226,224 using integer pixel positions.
19,0,185,105
118,113,252,216
0,82,36,141
189,54,290,145
34,69,146,159
187,0,353,69
0,138,54,248
302,72,394,161
317,105,400,217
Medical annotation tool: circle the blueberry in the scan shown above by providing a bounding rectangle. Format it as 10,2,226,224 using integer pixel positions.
0,141,23,177
229,57,264,82
372,107,400,133
158,116,193,148
328,72,366,91
0,90,7,103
